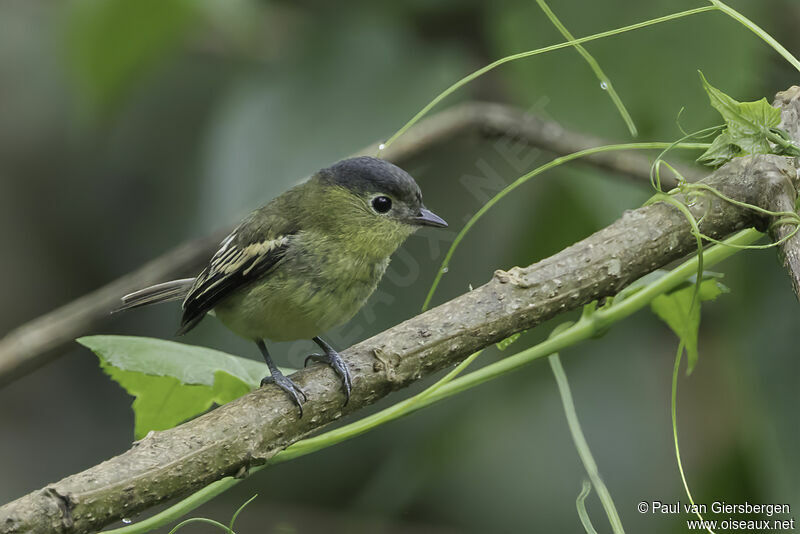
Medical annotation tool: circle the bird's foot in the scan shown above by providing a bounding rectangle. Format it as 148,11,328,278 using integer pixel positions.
261,373,307,416
305,349,352,405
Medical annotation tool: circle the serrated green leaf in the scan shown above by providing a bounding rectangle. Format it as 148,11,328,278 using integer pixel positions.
699,71,781,139
650,278,728,374
79,336,292,438
697,132,741,167
697,71,782,167
99,361,216,439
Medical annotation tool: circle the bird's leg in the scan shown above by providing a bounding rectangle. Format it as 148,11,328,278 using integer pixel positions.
305,336,352,404
256,339,306,415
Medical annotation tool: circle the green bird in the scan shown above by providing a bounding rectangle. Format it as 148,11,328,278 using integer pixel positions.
118,156,447,414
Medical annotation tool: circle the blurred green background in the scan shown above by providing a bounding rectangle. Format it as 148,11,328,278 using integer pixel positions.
1,0,798,532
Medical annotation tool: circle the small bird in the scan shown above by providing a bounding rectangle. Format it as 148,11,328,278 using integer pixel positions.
118,156,447,414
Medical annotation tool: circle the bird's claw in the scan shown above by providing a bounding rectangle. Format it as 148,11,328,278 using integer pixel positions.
304,351,352,405
261,374,307,416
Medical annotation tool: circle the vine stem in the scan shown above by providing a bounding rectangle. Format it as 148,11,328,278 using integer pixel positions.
648,125,724,191
378,0,800,159
708,0,800,73
535,0,638,137
549,352,625,533
106,229,761,534
379,6,715,151
421,142,710,311
576,480,598,534
671,342,715,534
167,518,232,534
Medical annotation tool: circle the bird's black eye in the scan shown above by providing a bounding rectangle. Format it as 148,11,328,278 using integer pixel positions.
371,196,392,214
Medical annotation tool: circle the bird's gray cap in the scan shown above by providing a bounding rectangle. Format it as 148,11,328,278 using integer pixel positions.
317,156,423,207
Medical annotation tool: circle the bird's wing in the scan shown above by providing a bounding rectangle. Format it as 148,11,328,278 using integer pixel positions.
178,214,295,335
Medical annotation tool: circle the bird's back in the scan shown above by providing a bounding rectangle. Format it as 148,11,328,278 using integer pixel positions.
177,185,307,335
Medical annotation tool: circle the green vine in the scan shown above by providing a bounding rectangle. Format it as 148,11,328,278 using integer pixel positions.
166,494,257,534
549,342,625,533
377,6,715,154
706,0,800,73
101,3,800,532
576,480,598,534
421,142,710,311
641,80,800,532
106,230,761,534
378,0,800,156
671,342,715,533
649,125,724,191
535,0,637,137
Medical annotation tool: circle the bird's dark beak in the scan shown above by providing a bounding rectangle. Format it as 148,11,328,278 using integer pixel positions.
413,208,448,228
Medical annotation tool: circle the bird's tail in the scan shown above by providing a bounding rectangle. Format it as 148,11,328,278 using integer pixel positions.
115,278,195,313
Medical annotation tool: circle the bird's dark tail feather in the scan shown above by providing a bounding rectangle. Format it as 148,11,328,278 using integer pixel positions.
114,278,195,313
175,315,205,336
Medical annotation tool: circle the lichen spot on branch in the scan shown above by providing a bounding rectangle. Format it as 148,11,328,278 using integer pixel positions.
493,267,529,287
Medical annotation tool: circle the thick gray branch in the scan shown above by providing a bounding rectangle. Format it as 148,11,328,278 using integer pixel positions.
772,86,800,300
0,150,795,533
0,102,695,386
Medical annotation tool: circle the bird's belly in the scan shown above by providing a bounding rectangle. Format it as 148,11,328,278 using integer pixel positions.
213,262,384,342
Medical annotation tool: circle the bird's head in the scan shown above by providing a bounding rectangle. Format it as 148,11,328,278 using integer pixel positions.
309,156,447,256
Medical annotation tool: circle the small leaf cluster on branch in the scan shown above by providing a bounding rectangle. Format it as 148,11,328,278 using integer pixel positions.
698,72,800,166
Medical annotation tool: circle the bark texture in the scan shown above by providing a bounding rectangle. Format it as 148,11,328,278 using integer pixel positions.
0,152,796,534
772,86,800,300
3,91,800,533
0,102,693,386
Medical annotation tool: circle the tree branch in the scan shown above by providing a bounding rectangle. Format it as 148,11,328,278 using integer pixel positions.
772,86,800,300
0,102,697,386
0,148,795,532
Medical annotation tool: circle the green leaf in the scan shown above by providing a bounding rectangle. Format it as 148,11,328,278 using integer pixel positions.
79,336,283,438
697,71,782,167
696,132,741,167
649,278,728,374
79,335,268,385
699,71,781,139
100,363,215,439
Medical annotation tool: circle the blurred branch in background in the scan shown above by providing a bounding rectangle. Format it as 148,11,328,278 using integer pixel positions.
0,101,701,387
1,126,794,533
0,232,225,387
